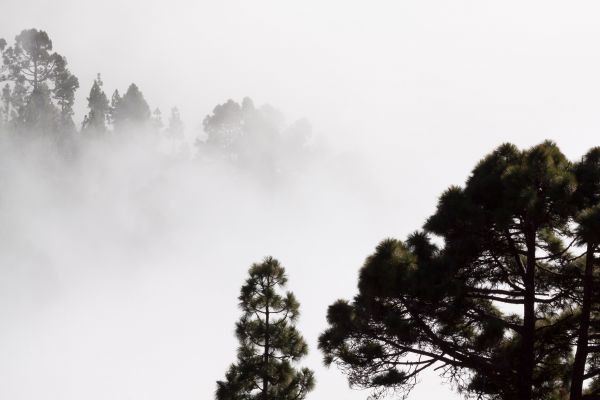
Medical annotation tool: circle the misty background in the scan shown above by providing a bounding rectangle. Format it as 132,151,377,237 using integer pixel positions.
1,1,600,399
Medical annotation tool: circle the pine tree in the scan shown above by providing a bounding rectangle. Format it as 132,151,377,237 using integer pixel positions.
570,148,600,400
53,61,79,134
0,29,78,135
151,107,163,132
319,141,578,400
111,83,150,132
202,99,244,150
199,97,311,176
216,257,315,400
82,74,109,135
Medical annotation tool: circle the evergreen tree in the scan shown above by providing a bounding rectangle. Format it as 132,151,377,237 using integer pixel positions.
111,83,150,132
319,142,579,400
216,257,315,400
201,97,282,154
53,59,79,134
82,74,109,135
570,148,600,399
199,97,311,176
166,107,184,141
109,89,121,128
0,29,78,135
151,107,163,132
20,85,59,135
201,98,245,150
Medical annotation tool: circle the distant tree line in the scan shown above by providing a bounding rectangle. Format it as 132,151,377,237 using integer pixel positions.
0,29,184,143
0,29,312,171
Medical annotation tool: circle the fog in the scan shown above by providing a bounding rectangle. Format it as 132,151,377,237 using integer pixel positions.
1,1,600,399
0,130,451,399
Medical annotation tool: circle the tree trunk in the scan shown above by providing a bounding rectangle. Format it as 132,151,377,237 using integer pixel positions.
262,284,270,400
33,59,38,90
519,230,536,400
570,245,595,400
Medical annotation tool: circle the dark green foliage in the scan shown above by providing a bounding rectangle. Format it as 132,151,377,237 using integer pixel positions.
569,148,600,400
216,257,315,400
573,148,600,246
319,142,594,400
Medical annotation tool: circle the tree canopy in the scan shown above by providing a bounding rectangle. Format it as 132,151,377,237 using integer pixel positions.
320,141,600,400
0,28,79,135
198,97,312,175
110,83,151,132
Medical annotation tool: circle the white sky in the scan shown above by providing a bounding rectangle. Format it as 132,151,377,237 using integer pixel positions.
2,1,600,399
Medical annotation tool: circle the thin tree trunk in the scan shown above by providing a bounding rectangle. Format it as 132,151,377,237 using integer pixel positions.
570,245,595,400
33,59,38,90
263,282,270,400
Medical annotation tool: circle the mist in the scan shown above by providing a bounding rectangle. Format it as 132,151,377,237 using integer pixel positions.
0,126,453,399
2,1,600,399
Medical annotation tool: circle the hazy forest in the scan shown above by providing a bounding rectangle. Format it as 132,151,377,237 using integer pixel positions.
3,22,600,400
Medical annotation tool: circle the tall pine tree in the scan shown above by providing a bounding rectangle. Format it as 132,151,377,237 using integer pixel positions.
319,142,578,400
216,257,315,400
570,148,600,399
0,29,78,135
81,74,109,135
